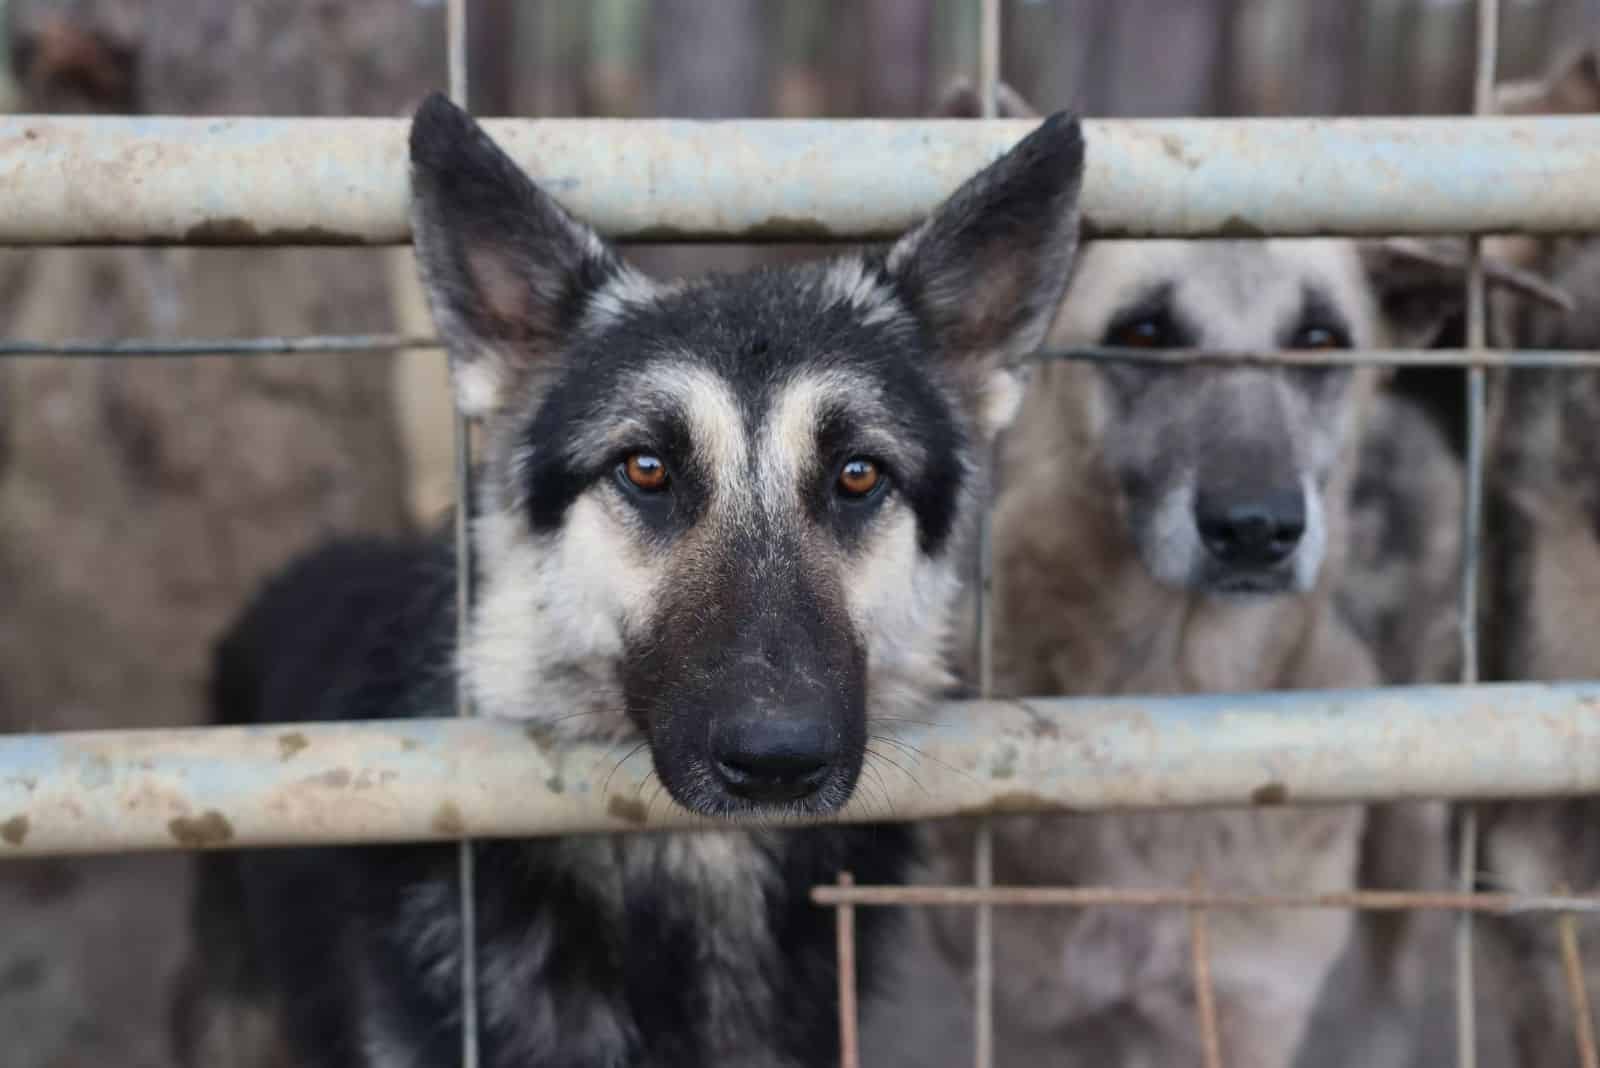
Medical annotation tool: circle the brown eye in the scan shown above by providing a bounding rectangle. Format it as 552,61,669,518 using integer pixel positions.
1105,317,1171,349
621,453,669,493
837,458,883,499
1292,324,1347,350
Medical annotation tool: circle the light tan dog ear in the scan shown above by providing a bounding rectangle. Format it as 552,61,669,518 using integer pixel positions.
1495,43,1600,115
931,77,1041,119
1358,237,1575,350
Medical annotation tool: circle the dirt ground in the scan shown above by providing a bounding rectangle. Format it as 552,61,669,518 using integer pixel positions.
1,856,191,1067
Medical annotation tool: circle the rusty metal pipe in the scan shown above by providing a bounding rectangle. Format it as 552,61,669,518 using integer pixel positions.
5,116,1600,244
2,682,1598,857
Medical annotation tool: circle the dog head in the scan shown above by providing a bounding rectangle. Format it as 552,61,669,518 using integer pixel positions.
1042,239,1382,595
409,94,1083,818
943,81,1567,599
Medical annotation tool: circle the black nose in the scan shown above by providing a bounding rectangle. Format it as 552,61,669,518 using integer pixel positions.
711,713,838,803
1195,487,1306,567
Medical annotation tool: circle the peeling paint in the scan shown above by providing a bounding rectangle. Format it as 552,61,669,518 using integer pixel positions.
432,802,465,836
1252,783,1290,805
523,723,557,754
607,796,648,825
278,732,309,760
168,810,234,848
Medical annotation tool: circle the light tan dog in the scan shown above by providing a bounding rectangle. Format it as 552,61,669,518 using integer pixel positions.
863,83,1565,1068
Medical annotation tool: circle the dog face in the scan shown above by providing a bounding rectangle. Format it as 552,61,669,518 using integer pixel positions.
1046,239,1378,595
408,94,1083,818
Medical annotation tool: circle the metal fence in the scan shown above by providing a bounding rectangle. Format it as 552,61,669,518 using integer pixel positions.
2,0,1599,1066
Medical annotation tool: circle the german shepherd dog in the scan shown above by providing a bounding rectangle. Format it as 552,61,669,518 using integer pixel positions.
169,94,1087,1067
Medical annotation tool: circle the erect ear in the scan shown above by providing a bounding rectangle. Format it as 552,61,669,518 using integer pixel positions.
884,111,1084,438
1494,44,1600,115
1359,237,1574,350
408,92,650,417
932,77,1041,119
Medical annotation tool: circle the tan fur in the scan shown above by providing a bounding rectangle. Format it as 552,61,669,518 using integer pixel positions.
865,235,1461,1068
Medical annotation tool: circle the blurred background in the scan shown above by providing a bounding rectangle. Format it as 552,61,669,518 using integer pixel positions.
0,1,1598,1065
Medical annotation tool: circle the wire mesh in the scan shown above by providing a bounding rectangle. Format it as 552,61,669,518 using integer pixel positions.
0,1,1594,1065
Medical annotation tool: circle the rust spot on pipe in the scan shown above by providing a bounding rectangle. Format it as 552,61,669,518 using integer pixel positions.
738,216,837,241
1,815,29,846
168,810,234,848
1252,782,1289,805
625,217,839,243
1218,216,1268,239
607,796,648,824
524,724,557,754
432,801,465,836
278,732,309,761
1159,135,1200,170
962,791,1075,816
184,216,259,241
991,743,1019,779
183,218,362,245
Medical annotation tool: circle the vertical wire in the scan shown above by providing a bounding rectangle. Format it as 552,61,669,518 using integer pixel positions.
837,872,861,1068
446,2,480,1067
973,3,1001,1067
1455,2,1498,1066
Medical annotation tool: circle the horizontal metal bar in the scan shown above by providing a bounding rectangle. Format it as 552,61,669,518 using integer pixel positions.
9,334,1600,368
1,682,1598,856
809,885,1600,915
1034,347,1600,369
4,116,1600,244
0,333,434,357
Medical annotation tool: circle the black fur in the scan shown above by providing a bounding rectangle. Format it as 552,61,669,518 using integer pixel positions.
180,539,912,1068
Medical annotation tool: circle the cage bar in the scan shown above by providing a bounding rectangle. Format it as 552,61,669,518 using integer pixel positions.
5,116,1600,243
1455,1,1500,1064
15,338,1600,368
2,683,1598,858
971,2,1002,1064
810,885,1600,914
444,0,480,1063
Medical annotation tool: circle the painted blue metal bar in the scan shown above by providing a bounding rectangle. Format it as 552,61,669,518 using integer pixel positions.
1,683,1597,857
4,116,1600,244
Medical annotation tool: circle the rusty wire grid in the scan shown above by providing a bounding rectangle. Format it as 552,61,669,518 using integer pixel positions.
1,1,1598,1067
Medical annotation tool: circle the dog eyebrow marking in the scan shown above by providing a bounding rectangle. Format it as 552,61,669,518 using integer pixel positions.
646,362,751,514
759,369,914,501
555,360,748,491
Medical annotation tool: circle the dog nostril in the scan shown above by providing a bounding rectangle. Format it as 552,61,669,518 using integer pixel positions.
711,717,837,803
714,754,831,799
1195,489,1306,568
